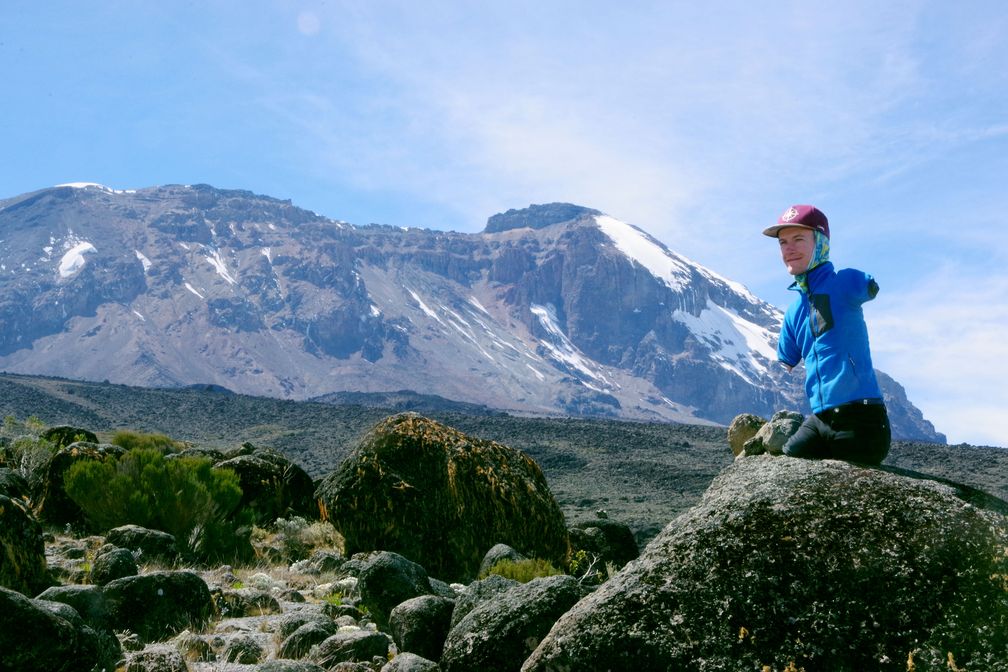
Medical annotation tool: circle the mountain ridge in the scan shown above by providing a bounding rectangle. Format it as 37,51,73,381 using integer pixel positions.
0,183,943,441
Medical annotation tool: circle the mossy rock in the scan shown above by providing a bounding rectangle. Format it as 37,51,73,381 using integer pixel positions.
316,413,569,581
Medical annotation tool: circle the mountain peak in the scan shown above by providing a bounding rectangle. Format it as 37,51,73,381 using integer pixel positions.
484,203,601,233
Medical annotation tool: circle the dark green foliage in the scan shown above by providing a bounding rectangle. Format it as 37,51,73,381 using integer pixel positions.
41,425,98,449
481,558,563,583
64,448,242,560
111,429,181,453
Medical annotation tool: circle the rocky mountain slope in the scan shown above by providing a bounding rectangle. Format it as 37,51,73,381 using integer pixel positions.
0,183,942,440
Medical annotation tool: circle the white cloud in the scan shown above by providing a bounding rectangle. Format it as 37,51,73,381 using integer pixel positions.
870,268,1008,447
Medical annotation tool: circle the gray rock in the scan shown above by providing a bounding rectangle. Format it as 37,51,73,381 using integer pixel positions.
0,586,104,672
255,661,327,672
36,583,108,631
222,633,265,664
105,525,178,565
727,413,765,456
279,618,339,659
381,651,441,671
103,570,214,643
448,573,519,630
524,456,1008,671
124,644,188,672
356,551,432,629
389,594,455,661
741,409,803,456
441,574,582,672
310,629,392,668
91,546,139,585
477,543,526,579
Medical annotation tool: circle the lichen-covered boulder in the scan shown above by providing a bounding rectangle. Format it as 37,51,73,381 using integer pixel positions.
316,413,569,581
41,425,99,449
90,546,139,585
33,441,124,528
0,493,52,595
523,456,1008,671
102,570,214,643
568,518,639,581
441,574,582,672
213,443,317,526
105,524,178,565
727,413,765,456
0,586,104,672
0,466,29,501
741,409,803,456
356,551,433,630
389,594,455,661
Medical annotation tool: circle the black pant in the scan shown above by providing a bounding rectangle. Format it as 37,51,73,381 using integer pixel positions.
783,400,891,466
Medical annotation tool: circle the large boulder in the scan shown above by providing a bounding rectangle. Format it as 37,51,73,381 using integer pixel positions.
41,425,99,449
33,442,124,529
0,493,52,595
0,586,105,672
316,413,569,581
102,570,214,643
105,524,178,565
356,550,433,630
213,443,317,525
388,594,455,661
441,574,582,672
524,456,1008,671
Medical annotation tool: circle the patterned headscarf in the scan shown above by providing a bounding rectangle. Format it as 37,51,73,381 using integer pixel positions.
794,230,830,294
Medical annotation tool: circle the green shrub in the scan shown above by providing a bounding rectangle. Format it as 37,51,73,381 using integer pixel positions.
64,448,242,558
111,430,181,453
481,558,564,583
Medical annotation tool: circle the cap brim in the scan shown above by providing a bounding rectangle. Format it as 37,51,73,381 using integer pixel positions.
762,223,816,238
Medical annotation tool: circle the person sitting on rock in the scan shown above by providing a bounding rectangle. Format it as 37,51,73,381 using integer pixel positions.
763,204,891,465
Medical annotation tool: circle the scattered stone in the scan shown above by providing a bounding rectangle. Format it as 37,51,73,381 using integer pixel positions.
310,628,392,668
216,587,283,617
741,410,803,456
90,546,139,585
256,661,328,672
278,618,339,659
105,524,178,565
0,585,104,672
222,633,265,664
103,570,214,643
389,594,455,661
381,652,441,671
727,413,765,456
440,574,582,671
356,551,433,629
448,573,519,630
123,644,188,672
477,543,526,578
36,583,108,632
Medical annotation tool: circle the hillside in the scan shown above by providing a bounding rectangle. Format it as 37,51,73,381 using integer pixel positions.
3,373,1003,546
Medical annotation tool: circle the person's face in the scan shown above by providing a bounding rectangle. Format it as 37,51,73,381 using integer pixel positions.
777,226,816,275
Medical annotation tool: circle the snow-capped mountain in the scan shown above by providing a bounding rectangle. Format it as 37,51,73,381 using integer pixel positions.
0,183,942,441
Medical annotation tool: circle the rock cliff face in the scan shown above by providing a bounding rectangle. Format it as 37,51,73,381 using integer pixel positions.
0,184,943,440
523,456,1008,671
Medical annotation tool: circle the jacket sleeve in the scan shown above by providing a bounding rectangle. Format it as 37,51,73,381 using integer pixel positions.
777,311,801,367
840,269,879,305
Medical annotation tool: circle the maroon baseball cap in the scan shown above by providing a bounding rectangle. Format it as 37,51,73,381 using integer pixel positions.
762,204,830,238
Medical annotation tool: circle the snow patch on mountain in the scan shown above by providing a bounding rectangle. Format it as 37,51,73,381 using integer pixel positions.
531,303,611,388
135,250,152,273
205,248,236,285
185,283,205,299
594,215,691,291
672,303,777,383
58,241,96,278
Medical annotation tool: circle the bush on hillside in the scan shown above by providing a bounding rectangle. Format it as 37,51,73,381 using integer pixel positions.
481,558,564,583
111,429,182,453
64,448,243,561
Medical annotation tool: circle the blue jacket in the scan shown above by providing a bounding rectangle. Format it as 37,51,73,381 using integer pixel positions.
778,262,882,413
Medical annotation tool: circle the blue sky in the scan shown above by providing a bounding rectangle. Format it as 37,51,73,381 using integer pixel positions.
3,2,1006,447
